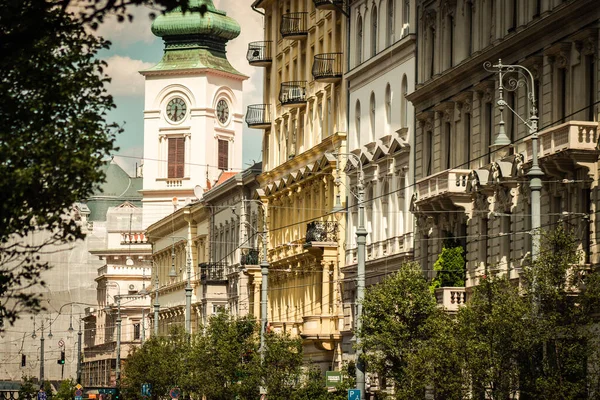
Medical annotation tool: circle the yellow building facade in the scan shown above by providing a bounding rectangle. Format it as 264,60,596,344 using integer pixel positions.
248,0,348,369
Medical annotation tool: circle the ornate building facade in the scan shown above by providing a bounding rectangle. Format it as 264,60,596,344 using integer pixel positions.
146,165,262,334
342,0,417,366
408,0,599,304
248,0,348,370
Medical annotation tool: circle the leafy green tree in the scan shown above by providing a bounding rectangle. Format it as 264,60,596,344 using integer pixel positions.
121,326,191,400
19,376,38,400
0,0,194,326
360,262,464,399
430,236,465,291
518,226,600,399
54,379,75,400
457,275,532,399
256,331,304,400
188,311,259,400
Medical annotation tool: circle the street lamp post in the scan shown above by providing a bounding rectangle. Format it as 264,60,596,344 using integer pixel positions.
331,152,366,400
240,198,269,395
484,59,542,262
77,319,82,384
39,320,45,387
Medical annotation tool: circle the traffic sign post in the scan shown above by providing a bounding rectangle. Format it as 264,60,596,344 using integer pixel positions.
348,389,360,400
142,383,152,397
169,387,181,399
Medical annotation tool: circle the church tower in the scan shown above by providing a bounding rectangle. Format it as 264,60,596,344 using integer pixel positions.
140,0,247,226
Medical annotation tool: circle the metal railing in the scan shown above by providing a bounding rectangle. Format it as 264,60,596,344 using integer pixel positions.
312,53,343,81
305,221,338,243
246,41,272,64
245,104,272,127
199,262,228,282
280,12,308,38
279,81,307,105
240,249,260,266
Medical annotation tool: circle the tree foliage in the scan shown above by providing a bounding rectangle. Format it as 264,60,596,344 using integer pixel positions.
19,376,38,400
431,236,465,290
0,0,194,326
360,262,464,399
360,228,600,399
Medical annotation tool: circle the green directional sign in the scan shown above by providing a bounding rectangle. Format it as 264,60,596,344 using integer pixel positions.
326,371,343,388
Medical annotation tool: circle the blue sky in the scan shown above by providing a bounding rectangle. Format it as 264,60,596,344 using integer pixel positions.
97,0,265,175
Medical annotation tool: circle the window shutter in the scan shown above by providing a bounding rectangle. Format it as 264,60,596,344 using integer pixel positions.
218,139,229,170
168,137,185,178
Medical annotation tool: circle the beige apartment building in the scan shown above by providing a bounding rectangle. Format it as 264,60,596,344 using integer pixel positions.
408,0,599,302
247,0,348,370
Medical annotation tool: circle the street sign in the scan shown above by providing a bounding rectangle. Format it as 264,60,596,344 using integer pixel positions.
75,384,83,390
58,339,65,347
169,387,181,399
75,389,83,397
326,371,343,388
75,396,82,400
348,389,360,400
141,383,152,397
37,390,47,400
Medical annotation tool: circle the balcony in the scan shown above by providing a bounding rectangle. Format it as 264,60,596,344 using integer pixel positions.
246,41,272,67
305,221,338,244
435,287,467,313
279,81,307,107
121,232,147,245
199,262,228,283
514,121,599,173
312,53,343,83
280,12,308,41
415,169,471,211
313,0,345,11
245,104,272,129
240,248,260,266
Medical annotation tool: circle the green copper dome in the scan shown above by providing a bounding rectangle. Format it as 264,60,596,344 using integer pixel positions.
145,0,245,76
151,0,240,45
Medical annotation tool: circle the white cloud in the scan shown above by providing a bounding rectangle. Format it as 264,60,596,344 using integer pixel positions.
96,6,157,47
104,55,153,97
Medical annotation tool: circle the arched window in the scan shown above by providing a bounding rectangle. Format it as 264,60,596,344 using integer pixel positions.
369,93,376,142
387,0,394,47
401,75,408,127
371,6,378,56
355,100,361,148
385,84,392,126
356,15,363,65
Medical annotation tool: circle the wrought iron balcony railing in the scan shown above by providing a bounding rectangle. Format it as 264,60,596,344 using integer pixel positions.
305,221,338,243
246,41,272,66
240,249,260,266
280,12,308,40
279,81,307,107
199,262,228,282
313,0,345,11
312,53,343,82
245,104,272,129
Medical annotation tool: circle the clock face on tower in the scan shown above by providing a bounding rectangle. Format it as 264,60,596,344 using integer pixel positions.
166,97,187,123
216,99,229,125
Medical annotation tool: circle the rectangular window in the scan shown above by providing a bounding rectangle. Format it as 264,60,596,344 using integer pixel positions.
558,68,567,123
465,113,472,166
467,2,473,54
168,137,185,179
485,102,493,163
426,130,433,175
444,122,452,169
218,139,229,170
587,55,595,121
133,323,141,340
